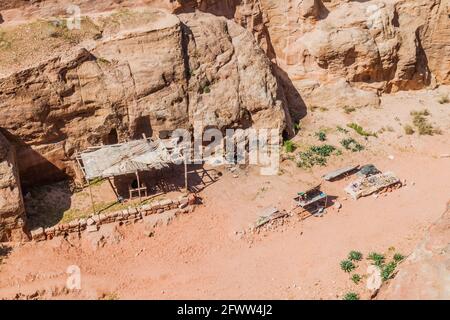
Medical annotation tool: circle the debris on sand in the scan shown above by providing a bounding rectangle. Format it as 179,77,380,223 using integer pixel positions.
323,165,359,181
254,207,289,229
345,172,402,200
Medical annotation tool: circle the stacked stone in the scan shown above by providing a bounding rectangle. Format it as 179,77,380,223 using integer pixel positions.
30,196,191,241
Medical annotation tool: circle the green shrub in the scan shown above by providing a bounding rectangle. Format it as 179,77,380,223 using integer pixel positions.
381,262,397,281
343,292,359,300
393,253,405,262
351,274,362,284
310,145,336,157
283,140,296,153
340,260,356,273
348,251,363,261
340,138,364,152
347,123,378,138
367,252,385,267
315,131,327,142
297,145,338,168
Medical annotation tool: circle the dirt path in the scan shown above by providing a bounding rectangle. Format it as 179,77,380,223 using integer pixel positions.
0,88,449,300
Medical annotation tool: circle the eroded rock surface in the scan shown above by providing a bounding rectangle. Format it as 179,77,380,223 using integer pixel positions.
0,132,27,242
378,203,450,300
0,9,290,186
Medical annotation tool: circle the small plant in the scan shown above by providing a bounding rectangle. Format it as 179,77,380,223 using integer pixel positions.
310,145,336,157
343,292,359,300
283,140,296,153
368,252,385,267
202,85,211,94
340,138,364,152
0,31,11,50
347,123,378,138
403,124,415,135
311,105,328,112
410,109,430,117
336,126,349,134
315,131,327,142
438,94,449,104
340,260,356,273
381,262,397,281
343,105,356,114
351,274,362,284
393,253,405,262
348,251,363,262
96,57,111,65
294,123,301,133
297,145,338,168
410,110,441,135
99,292,120,300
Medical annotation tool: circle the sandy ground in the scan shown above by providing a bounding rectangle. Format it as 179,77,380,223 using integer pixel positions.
0,88,449,300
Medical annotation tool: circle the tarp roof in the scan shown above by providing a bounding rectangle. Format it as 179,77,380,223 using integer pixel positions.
80,139,173,180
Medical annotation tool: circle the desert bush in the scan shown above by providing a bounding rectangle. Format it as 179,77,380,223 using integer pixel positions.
381,262,397,281
393,253,405,262
348,251,363,261
403,125,415,135
297,145,338,168
347,123,378,138
351,274,362,284
367,252,385,267
343,292,359,300
343,105,356,114
283,140,296,153
340,138,364,152
411,110,441,135
438,94,449,104
315,131,327,142
340,260,356,273
0,31,11,49
336,126,349,134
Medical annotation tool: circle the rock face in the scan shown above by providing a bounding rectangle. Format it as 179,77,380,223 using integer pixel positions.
0,132,27,242
174,0,450,109
2,1,449,111
378,203,450,300
0,9,291,187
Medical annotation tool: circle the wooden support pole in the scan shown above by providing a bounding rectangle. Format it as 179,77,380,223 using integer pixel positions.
107,177,120,201
136,171,142,203
88,179,96,215
184,152,188,193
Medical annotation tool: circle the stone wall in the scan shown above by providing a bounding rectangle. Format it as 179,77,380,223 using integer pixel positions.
30,196,192,241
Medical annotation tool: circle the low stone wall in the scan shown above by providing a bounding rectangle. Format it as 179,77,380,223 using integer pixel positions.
30,196,191,241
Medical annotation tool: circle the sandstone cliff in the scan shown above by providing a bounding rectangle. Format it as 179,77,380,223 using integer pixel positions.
0,9,291,187
0,131,27,242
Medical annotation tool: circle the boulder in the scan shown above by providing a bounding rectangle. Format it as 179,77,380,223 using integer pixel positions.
0,131,28,242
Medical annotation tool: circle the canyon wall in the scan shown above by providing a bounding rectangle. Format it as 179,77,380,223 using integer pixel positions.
0,131,27,242
0,9,290,187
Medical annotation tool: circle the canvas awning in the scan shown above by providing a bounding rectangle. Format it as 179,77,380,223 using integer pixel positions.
79,138,173,180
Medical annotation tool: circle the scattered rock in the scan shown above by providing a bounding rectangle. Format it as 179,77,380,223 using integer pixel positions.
87,225,98,233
